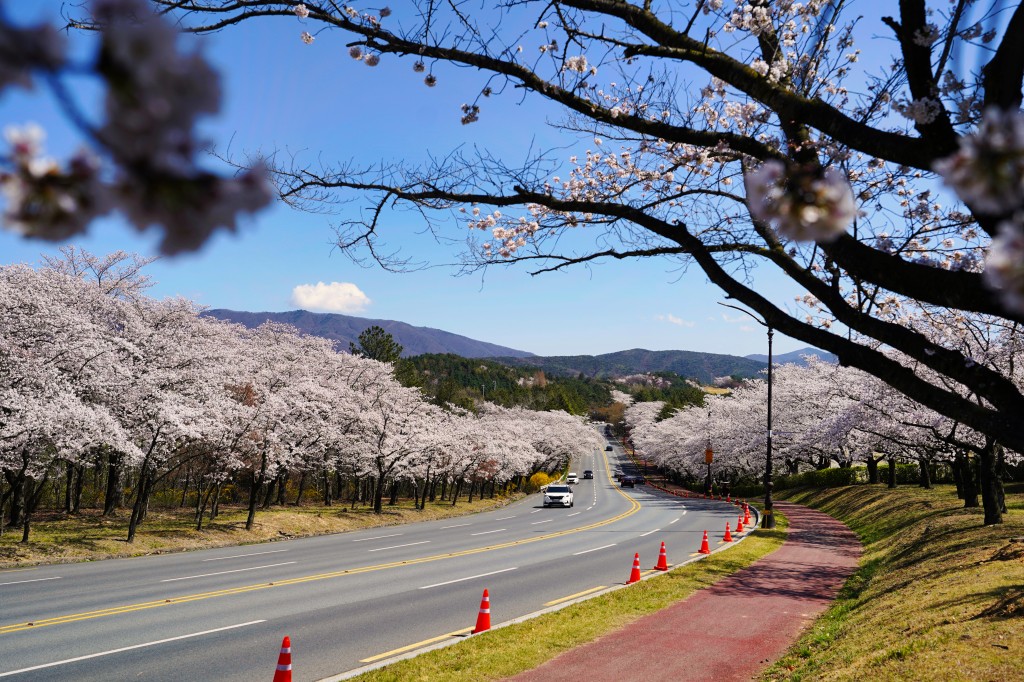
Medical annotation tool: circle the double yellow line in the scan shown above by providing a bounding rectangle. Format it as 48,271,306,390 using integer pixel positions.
2,449,639,636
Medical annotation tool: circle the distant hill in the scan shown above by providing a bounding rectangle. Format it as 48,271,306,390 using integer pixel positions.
490,348,767,384
204,309,534,359
745,347,837,365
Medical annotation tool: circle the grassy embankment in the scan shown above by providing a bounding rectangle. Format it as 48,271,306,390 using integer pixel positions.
764,484,1024,681
0,496,517,568
348,517,788,682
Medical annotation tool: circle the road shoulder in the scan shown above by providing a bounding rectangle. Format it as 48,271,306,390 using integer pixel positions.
506,501,861,682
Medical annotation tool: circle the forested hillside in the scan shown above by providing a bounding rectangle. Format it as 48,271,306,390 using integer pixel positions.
403,355,704,417
491,348,767,383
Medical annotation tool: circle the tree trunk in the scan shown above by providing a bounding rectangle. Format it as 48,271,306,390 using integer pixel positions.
963,453,980,508
467,479,475,503
127,470,153,543
64,462,74,513
323,470,332,506
261,475,276,509
103,450,123,516
887,455,897,489
979,438,1003,525
388,479,399,506
294,472,307,506
867,456,879,484
451,479,462,506
246,451,268,531
372,470,386,514
211,482,222,520
918,455,932,489
952,452,965,498
276,473,287,506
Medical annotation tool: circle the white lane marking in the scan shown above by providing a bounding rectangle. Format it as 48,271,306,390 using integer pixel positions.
670,518,680,524
367,541,430,552
471,528,506,536
681,509,688,515
441,523,470,529
640,528,660,537
495,516,516,520
419,567,517,590
573,544,616,556
530,509,542,514
531,519,553,525
351,533,403,542
587,506,594,511
202,549,287,562
0,576,61,587
567,512,581,517
160,562,296,583
0,620,265,678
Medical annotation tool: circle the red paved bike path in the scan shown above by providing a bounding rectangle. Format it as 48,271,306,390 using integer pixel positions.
507,502,861,682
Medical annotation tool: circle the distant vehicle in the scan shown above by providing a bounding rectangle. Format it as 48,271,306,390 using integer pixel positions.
583,470,594,479
620,476,635,488
566,472,579,484
615,471,626,481
544,484,574,507
605,445,613,451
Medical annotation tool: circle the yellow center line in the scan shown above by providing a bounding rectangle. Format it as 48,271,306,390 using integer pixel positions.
359,627,474,663
1,448,640,636
543,585,608,607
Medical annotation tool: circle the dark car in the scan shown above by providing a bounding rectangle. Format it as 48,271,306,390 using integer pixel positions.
604,445,613,451
620,476,635,488
583,470,594,479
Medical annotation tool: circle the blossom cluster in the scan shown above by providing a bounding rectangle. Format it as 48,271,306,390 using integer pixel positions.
0,0,273,254
744,161,856,242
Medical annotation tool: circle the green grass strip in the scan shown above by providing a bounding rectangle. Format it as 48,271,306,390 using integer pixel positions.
763,484,1024,682
351,514,788,682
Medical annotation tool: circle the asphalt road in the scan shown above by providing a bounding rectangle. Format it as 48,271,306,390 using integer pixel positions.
0,440,743,681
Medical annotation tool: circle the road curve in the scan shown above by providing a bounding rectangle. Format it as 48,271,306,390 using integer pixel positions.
0,441,744,681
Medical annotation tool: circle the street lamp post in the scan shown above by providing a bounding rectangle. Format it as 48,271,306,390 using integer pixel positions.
718,301,776,529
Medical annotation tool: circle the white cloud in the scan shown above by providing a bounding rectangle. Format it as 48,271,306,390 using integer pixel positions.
657,313,694,327
291,281,371,313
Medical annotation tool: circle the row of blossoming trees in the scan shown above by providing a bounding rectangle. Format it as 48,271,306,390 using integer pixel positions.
626,346,1023,526
0,251,600,542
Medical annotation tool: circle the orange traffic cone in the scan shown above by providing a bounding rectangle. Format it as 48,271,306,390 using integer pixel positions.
626,552,642,584
698,530,711,554
654,542,669,571
472,589,491,633
724,522,734,542
726,494,731,503
736,515,744,533
744,504,751,525
273,636,292,682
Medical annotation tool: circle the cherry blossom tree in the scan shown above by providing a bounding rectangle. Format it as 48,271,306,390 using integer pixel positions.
110,0,1024,457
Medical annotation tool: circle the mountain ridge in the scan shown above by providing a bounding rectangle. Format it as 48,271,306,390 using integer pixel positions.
203,309,535,359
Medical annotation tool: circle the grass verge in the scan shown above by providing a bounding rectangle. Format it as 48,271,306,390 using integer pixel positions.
0,496,518,568
348,514,788,682
763,484,1024,682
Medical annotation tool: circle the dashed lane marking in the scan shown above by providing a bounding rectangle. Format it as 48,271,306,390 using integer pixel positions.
160,562,296,583
418,566,517,590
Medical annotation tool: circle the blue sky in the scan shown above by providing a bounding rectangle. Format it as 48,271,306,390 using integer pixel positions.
0,2,811,358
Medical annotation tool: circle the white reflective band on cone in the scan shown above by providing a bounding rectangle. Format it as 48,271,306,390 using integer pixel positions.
277,664,292,671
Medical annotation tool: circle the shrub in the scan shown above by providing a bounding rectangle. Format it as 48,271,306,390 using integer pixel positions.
526,472,551,492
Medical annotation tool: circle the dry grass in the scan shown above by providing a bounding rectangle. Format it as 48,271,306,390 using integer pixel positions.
764,484,1024,682
0,496,518,568
350,517,788,681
